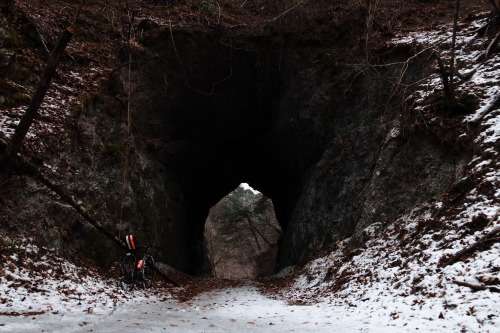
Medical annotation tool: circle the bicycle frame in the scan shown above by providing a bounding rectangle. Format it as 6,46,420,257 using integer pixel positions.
119,245,158,291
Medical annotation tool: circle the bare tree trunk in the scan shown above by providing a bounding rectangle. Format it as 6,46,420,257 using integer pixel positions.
449,0,460,101
440,226,500,267
0,27,73,170
434,54,453,106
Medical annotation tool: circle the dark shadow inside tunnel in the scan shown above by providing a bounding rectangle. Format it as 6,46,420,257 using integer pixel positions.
129,29,329,275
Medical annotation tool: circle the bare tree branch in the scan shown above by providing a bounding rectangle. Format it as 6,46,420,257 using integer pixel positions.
0,27,74,171
488,0,500,14
440,222,500,267
454,280,500,293
449,0,460,97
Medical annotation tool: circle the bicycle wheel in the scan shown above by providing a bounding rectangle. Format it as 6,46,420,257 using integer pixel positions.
119,253,136,291
142,256,155,289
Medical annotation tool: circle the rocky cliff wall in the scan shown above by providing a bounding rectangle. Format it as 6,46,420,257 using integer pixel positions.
0,0,473,274
276,49,471,264
129,23,471,272
0,1,172,267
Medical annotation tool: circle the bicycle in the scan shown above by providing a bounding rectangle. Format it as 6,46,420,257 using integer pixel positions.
119,245,159,291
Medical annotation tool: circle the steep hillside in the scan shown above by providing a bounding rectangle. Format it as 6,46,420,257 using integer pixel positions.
264,9,500,332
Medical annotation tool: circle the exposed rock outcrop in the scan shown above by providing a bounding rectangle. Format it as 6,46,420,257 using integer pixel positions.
128,24,470,272
0,1,473,275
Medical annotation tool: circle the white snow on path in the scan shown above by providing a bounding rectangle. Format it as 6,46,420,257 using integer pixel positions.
69,286,343,333
0,286,337,333
0,284,475,333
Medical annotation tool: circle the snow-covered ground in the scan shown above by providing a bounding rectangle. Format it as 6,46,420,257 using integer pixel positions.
1,268,498,333
2,276,495,333
2,229,497,332
0,285,383,333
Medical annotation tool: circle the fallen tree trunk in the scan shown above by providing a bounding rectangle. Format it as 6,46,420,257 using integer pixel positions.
485,31,500,59
454,280,500,293
11,154,128,250
27,158,180,286
19,158,180,286
469,93,500,125
0,311,46,317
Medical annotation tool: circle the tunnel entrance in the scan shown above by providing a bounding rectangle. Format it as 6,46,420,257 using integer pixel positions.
128,28,317,274
204,183,282,279
128,26,392,275
125,25,471,276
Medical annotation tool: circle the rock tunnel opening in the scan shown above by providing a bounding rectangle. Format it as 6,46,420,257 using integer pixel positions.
129,29,327,275
128,27,467,276
203,183,282,279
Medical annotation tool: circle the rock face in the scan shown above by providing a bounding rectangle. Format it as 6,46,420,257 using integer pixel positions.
0,3,170,268
128,25,470,273
0,2,471,275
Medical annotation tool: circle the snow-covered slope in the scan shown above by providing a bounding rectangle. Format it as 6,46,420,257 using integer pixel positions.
279,12,500,333
1,237,130,315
